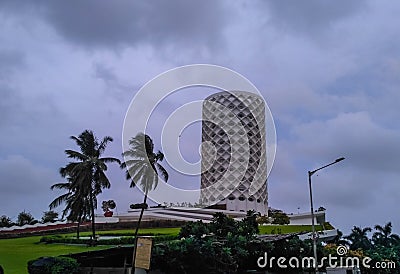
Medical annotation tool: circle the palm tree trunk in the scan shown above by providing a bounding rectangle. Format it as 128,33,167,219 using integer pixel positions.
90,192,96,244
76,221,80,239
76,213,82,239
132,193,148,274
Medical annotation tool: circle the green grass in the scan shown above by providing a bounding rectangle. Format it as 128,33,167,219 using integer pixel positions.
258,224,324,234
0,227,180,274
0,235,104,274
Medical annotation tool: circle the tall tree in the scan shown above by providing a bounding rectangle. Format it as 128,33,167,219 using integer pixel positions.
372,222,400,247
345,226,372,250
49,178,90,238
56,130,120,241
121,133,168,272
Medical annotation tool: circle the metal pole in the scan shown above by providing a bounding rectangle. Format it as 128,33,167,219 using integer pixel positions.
307,157,345,273
308,171,318,272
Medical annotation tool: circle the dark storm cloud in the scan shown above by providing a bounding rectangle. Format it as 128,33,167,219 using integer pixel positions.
261,0,367,36
3,0,231,50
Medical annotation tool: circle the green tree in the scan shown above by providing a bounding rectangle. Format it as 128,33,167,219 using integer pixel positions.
57,130,120,241
345,226,372,250
41,210,59,223
0,215,13,227
101,200,116,213
326,229,350,247
210,212,238,238
372,222,400,247
17,211,37,226
238,210,259,239
50,178,91,239
121,132,168,272
269,210,290,225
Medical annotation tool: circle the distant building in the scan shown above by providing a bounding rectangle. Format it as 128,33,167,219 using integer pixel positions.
200,91,268,215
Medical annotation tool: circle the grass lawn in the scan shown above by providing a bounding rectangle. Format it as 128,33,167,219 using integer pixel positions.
0,227,180,274
0,235,104,274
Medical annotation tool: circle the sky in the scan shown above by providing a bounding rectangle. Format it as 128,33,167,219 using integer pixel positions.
0,0,399,235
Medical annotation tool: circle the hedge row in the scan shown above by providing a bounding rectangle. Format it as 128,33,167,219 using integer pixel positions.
40,234,177,245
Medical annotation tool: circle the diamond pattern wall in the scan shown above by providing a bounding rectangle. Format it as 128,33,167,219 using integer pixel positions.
200,91,268,215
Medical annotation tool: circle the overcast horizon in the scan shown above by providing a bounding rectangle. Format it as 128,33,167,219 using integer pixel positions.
1,1,400,235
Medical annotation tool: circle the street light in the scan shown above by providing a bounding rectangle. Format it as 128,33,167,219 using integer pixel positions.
308,157,345,273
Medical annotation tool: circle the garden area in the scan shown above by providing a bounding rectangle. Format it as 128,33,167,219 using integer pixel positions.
0,223,318,274
0,227,179,274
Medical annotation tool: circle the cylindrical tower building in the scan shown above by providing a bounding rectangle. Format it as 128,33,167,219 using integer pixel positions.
200,91,268,215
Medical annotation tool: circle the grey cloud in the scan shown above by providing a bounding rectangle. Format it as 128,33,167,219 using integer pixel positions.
93,63,133,101
260,0,367,37
10,0,232,51
0,87,21,127
0,49,25,79
292,112,400,174
0,155,58,217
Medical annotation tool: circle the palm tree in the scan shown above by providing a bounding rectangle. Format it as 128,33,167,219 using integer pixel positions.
121,133,168,271
345,226,372,250
372,222,400,247
56,130,120,241
49,178,90,239
327,229,350,247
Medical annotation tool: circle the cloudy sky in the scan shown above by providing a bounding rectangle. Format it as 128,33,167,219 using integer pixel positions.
1,1,399,235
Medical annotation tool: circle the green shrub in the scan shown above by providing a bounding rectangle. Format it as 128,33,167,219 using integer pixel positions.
27,256,79,274
39,234,177,245
39,235,64,243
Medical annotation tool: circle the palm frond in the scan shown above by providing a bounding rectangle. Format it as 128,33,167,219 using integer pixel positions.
65,150,87,161
100,156,121,164
50,182,71,190
98,136,113,154
49,193,71,209
156,162,169,182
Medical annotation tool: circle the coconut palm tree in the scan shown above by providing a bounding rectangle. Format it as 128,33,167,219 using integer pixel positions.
345,226,372,250
372,222,400,247
50,178,90,239
121,132,168,272
56,130,120,241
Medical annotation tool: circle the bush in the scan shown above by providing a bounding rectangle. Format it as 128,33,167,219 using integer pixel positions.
39,235,64,243
27,257,79,274
130,203,148,209
39,234,177,245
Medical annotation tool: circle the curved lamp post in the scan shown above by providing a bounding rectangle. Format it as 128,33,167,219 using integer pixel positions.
309,157,345,272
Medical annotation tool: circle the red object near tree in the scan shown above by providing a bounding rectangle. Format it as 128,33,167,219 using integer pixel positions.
104,211,113,217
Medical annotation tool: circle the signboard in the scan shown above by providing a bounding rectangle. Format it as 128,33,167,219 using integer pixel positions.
134,237,153,270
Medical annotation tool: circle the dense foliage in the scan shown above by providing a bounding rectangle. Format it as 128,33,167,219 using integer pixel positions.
325,222,400,274
101,200,116,213
0,215,13,227
41,211,59,223
268,209,290,225
27,256,79,274
17,211,38,226
152,211,310,273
